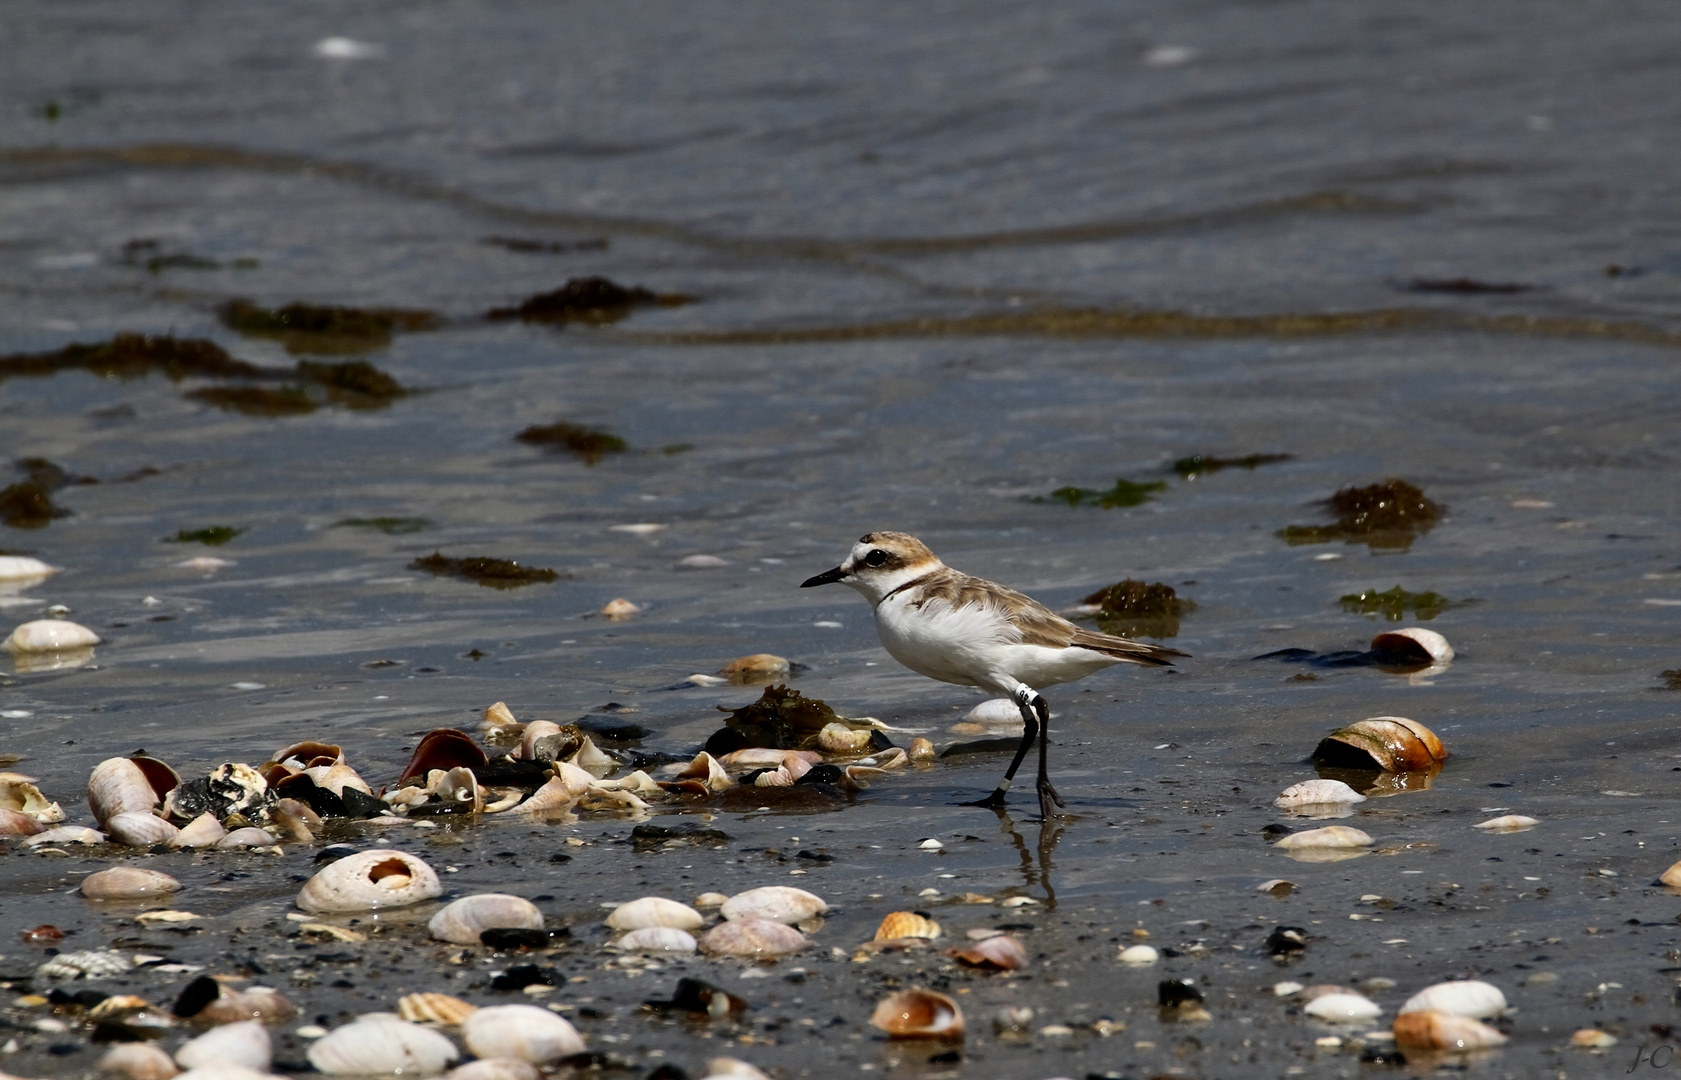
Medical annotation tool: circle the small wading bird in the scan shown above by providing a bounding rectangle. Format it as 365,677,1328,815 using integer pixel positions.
802,532,1186,818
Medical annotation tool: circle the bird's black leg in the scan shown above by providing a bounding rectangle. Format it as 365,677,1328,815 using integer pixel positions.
1033,693,1065,819
961,687,1040,810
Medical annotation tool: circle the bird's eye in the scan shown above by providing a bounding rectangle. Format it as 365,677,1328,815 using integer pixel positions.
864,549,888,567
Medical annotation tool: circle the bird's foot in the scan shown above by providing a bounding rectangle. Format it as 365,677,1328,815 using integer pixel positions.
962,788,1010,810
1036,780,1066,819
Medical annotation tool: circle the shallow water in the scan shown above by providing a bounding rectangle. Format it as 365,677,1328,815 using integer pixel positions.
3,3,1681,1078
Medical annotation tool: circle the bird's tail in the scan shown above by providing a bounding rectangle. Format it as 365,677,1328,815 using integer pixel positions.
1069,627,1188,666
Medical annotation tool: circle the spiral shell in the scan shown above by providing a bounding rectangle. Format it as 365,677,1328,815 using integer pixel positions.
0,773,63,823
433,768,483,813
307,1014,460,1076
1391,1010,1507,1051
1312,716,1448,773
398,993,478,1026
428,894,545,945
445,1060,538,1080
0,555,54,581
719,886,827,924
614,927,697,953
672,752,732,791
89,758,166,822
3,618,100,653
874,912,941,942
1398,981,1506,1020
296,850,442,913
169,812,228,848
1371,626,1454,664
869,989,964,1040
461,1005,584,1064
175,1021,271,1072
948,934,1026,970
98,1042,179,1080
605,896,704,931
0,806,44,836
105,812,182,848
697,917,807,958
816,723,873,755
81,867,181,900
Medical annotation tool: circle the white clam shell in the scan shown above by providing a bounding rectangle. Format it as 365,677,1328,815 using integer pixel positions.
1118,945,1158,965
1303,993,1383,1022
3,618,100,653
516,721,562,761
88,758,162,822
1274,779,1366,808
170,812,228,848
1474,814,1538,832
605,896,704,931
428,894,545,945
98,1041,179,1080
1392,1009,1507,1051
0,806,44,836
175,1067,275,1080
613,927,697,953
81,867,181,900
444,1060,539,1080
719,885,828,924
461,1005,584,1064
296,850,442,913
308,1014,460,1077
217,827,279,848
698,917,808,958
105,812,181,847
964,697,1025,730
1371,626,1454,663
1273,826,1373,851
23,825,104,847
0,555,55,581
565,737,613,779
816,722,873,754
176,1020,271,1072
1398,980,1507,1020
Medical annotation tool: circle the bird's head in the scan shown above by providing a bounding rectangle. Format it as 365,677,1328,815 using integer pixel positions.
800,531,941,604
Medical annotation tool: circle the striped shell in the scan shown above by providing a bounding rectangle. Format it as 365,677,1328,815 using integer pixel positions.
307,1014,460,1076
80,867,181,900
295,850,442,913
874,912,941,942
461,1005,584,1064
697,917,807,958
105,812,181,848
719,885,827,924
869,989,964,1040
398,993,478,1026
88,758,165,822
1314,716,1448,772
428,894,545,945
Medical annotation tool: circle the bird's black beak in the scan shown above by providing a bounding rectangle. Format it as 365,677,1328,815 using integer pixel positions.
800,566,848,588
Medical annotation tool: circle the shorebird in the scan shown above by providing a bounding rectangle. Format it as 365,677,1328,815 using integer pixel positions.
801,531,1185,817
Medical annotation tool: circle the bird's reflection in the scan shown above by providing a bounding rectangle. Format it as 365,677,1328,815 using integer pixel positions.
984,804,1066,909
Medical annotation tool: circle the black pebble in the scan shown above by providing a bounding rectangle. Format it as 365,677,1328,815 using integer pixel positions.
172,975,221,1017
1158,978,1202,1006
1266,926,1308,955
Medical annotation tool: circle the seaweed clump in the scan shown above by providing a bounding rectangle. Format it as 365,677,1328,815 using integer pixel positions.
171,526,243,546
187,360,407,416
334,517,433,535
1080,579,1193,639
1339,585,1454,621
706,684,848,754
0,334,265,383
1660,669,1681,691
1172,453,1292,479
0,459,93,529
185,386,316,416
487,276,691,325
515,422,627,465
218,299,438,355
409,552,560,589
1279,479,1441,551
1035,478,1167,509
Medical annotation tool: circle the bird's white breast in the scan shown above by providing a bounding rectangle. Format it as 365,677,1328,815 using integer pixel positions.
872,591,1122,692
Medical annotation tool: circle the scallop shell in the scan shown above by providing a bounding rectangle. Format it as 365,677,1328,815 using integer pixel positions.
1398,980,1506,1020
81,867,181,900
89,757,165,822
1313,716,1448,773
1274,779,1366,808
0,773,64,823
1303,993,1382,1021
1371,626,1454,664
98,1042,179,1080
752,768,793,788
907,737,936,764
874,912,941,942
175,1020,272,1072
444,1060,538,1080
719,886,828,925
461,1005,584,1064
428,894,545,945
816,723,873,755
949,935,1026,970
698,917,807,958
1391,1009,1507,1051
217,827,278,848
0,555,55,581
105,812,182,847
169,812,228,848
605,896,704,931
1474,815,1538,833
1119,944,1159,965
614,927,698,953
398,993,478,1026
295,850,442,913
200,986,296,1025
0,806,45,836
307,1014,460,1076
3,618,100,653
869,989,964,1040
23,825,103,847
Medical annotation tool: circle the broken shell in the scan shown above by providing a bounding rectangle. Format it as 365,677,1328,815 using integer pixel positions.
698,917,808,958
273,741,343,768
0,806,44,836
23,825,103,846
1303,993,1382,1022
445,1061,538,1080
1119,944,1159,965
269,798,320,843
1312,716,1449,772
3,618,100,653
1274,779,1366,809
1399,980,1507,1020
505,775,579,816
307,1014,460,1076
0,774,64,823
564,736,613,779
398,993,478,1026
907,737,936,764
200,987,297,1025
428,894,545,945
875,912,942,942
1474,815,1538,833
605,897,704,931
695,892,729,908
481,702,521,739
433,767,484,813
98,1042,179,1080
1662,860,1681,889
949,934,1026,970
720,885,828,924
869,989,964,1040
295,850,442,913
81,867,181,900
1371,626,1454,664
169,812,228,848
614,927,698,953
176,1020,271,1072
105,812,181,847
719,654,790,682
397,729,487,785
1571,1028,1617,1049
671,751,733,791
752,767,793,787
816,722,873,755
89,757,168,822
600,598,641,620
461,1004,584,1064
306,761,373,798
217,827,278,848
1273,826,1373,851
1391,1009,1507,1052
0,555,55,581
516,720,563,761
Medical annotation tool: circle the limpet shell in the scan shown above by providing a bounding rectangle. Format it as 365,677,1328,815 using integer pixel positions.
606,896,704,931
614,927,698,953
307,1014,460,1077
949,934,1026,970
1398,980,1507,1020
698,917,807,958
398,993,478,1026
461,1004,585,1064
1391,1009,1507,1051
428,894,545,945
1303,992,1382,1021
445,1060,539,1080
1474,815,1538,832
295,850,442,913
105,812,182,848
869,989,964,1040
1312,716,1448,773
3,618,100,653
1274,779,1366,808
719,885,827,924
98,1041,179,1080
81,867,182,900
1371,626,1454,664
874,912,941,942
175,1020,271,1072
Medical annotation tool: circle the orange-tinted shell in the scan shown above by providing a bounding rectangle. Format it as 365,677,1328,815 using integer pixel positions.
1392,1009,1507,1051
869,989,964,1040
949,934,1027,970
874,912,941,942
1313,716,1447,772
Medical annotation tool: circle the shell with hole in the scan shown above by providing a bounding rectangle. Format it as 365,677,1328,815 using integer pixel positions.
398,993,478,1027
175,1021,271,1072
98,1041,179,1080
874,912,941,942
296,850,442,913
869,989,964,1040
698,918,808,959
428,894,545,945
3,618,100,653
719,886,827,925
307,1014,460,1077
1371,626,1454,664
461,1005,584,1064
1398,980,1506,1020
1312,716,1448,773
613,927,697,954
605,897,704,931
445,1060,538,1080
0,773,63,823
1391,1009,1507,1052
948,935,1026,970
105,812,181,848
81,867,181,900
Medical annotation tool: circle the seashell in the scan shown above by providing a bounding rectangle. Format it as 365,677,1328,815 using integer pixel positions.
1312,716,1449,773
1398,980,1507,1020
306,761,373,797
0,555,55,581
752,768,793,787
87,994,171,1024
874,912,941,942
672,751,733,792
176,556,231,571
701,1059,771,1080
505,775,579,816
397,729,487,785
308,1014,460,1076
217,827,278,848
3,618,100,653
698,917,808,958
273,741,343,769
695,892,728,908
81,867,181,900
89,757,168,822
613,927,697,953
1119,944,1158,965
907,737,936,764
445,1060,538,1080
36,949,133,979
269,798,320,843
1391,1009,1507,1052
481,788,526,813
590,769,661,795
869,989,964,1040
1661,860,1681,889
606,897,704,931
719,654,790,682
0,773,64,823
176,1020,272,1072
433,767,484,813
428,894,545,945
99,1042,179,1080
296,850,443,913
949,934,1026,970
386,785,433,810
577,786,649,814
200,986,297,1025
516,720,563,761
1273,826,1373,862
866,747,908,770
718,748,800,770
720,885,828,924
0,806,45,835
600,598,641,620
398,993,478,1026
461,1004,585,1063
1274,779,1366,809
105,812,181,847
1571,1028,1617,1049
481,702,522,740
169,812,228,848
24,825,103,846
1371,626,1454,664
1474,814,1538,833
1303,992,1382,1021
564,737,613,779
816,722,873,755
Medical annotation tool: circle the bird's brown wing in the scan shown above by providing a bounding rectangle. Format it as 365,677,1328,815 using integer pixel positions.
935,572,1188,667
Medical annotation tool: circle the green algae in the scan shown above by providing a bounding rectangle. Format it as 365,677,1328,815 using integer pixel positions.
1280,479,1441,551
409,552,560,589
1339,585,1456,621
1172,453,1293,479
0,333,266,383
1080,579,1193,639
219,299,439,355
711,684,843,752
1036,478,1167,509
515,421,628,465
487,276,692,325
